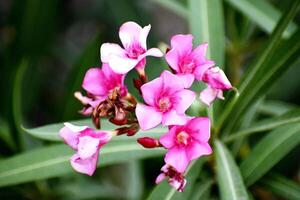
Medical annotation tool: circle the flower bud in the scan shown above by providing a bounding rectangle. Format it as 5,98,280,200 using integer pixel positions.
137,137,160,148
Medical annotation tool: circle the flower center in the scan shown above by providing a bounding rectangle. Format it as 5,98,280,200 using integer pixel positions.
127,44,145,59
176,131,190,145
158,97,171,112
180,58,196,73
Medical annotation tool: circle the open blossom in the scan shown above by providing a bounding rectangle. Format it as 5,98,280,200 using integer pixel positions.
101,21,163,74
165,34,215,84
200,67,233,106
156,164,187,192
159,117,212,173
75,63,127,115
59,123,112,176
136,70,196,130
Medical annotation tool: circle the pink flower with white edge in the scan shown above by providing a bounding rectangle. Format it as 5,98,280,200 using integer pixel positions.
165,34,215,85
159,117,212,173
136,70,196,130
59,123,113,176
101,21,163,74
155,164,187,192
75,63,127,115
200,66,233,106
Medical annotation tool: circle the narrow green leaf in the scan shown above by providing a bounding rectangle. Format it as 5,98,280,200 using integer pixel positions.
0,141,164,187
23,119,166,142
224,108,300,143
240,124,300,186
189,180,213,200
149,0,187,19
147,159,205,200
225,0,297,38
0,117,15,150
214,140,249,200
260,173,300,200
258,100,297,116
188,0,225,66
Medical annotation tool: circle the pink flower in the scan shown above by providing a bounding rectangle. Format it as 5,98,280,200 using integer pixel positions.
135,70,196,130
101,21,163,74
75,63,127,115
159,117,212,173
59,123,112,176
155,164,187,192
165,34,215,84
200,67,233,106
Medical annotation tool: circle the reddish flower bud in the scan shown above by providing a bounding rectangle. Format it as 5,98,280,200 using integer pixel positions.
137,137,161,148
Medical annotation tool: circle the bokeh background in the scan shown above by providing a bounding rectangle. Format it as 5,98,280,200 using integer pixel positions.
0,0,299,199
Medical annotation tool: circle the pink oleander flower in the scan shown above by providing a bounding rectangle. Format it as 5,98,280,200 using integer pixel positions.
200,66,233,106
155,164,187,192
101,21,163,74
59,123,113,176
165,34,215,85
159,117,212,173
75,63,127,115
136,70,196,130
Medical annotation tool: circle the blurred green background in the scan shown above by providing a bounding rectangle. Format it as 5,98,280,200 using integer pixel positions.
0,0,300,199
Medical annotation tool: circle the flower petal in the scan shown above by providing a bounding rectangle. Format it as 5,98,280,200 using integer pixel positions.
139,24,151,49
59,126,79,150
173,89,196,113
82,68,107,96
186,117,211,142
199,86,223,106
177,74,195,88
140,77,163,106
164,147,189,173
186,142,212,161
170,34,193,56
119,21,142,49
159,126,177,149
108,54,139,74
70,153,98,176
190,42,208,64
77,135,100,159
155,173,166,184
202,67,233,90
162,110,187,126
136,104,163,130
194,62,215,81
100,43,126,63
161,70,185,92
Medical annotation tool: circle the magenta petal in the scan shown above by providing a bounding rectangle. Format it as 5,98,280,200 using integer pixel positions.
194,61,215,81
139,24,151,49
199,86,223,106
170,34,193,56
161,70,185,92
162,110,187,126
173,89,196,113
70,153,98,176
77,136,100,159
59,125,79,150
203,67,233,90
136,104,163,130
82,68,106,96
186,117,211,142
159,126,177,149
119,21,142,49
191,42,208,63
164,147,189,173
186,142,212,161
177,74,195,88
140,77,163,106
100,43,126,63
155,173,166,184
165,48,180,72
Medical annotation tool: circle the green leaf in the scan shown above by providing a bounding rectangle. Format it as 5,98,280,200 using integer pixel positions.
0,140,164,187
258,100,297,116
219,0,300,134
147,159,205,200
0,117,15,150
189,180,213,200
260,173,300,200
23,119,166,142
188,0,225,66
224,108,300,143
149,0,187,19
225,0,297,38
214,140,249,200
240,124,300,186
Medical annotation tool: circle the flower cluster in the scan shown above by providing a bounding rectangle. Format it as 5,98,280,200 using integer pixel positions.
60,21,232,192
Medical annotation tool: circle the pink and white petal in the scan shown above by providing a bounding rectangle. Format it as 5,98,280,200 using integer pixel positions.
140,77,163,106
136,104,163,130
186,142,212,161
108,54,139,74
159,126,178,149
119,21,142,49
155,173,167,184
77,135,100,159
203,67,233,90
186,117,211,142
164,147,189,173
191,42,208,63
64,122,88,133
170,34,193,56
177,74,195,88
165,48,180,72
59,126,79,150
82,68,107,96
70,153,98,176
161,70,185,92
139,24,151,49
100,43,126,63
173,89,196,113
194,61,215,81
199,86,219,106
162,110,187,126
74,92,93,105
